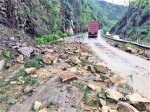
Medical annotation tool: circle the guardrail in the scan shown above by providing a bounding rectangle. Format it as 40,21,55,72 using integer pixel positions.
102,35,150,50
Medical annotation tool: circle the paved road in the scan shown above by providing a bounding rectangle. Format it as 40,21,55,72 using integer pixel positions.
76,30,150,99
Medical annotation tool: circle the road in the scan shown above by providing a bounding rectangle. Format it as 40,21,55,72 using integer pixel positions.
72,30,150,100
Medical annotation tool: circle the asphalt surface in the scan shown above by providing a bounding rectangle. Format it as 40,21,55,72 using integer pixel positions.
79,31,150,100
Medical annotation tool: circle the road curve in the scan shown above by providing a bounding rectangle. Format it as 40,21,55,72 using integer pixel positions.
74,30,150,99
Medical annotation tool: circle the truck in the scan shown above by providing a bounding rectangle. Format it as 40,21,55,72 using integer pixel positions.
88,21,99,37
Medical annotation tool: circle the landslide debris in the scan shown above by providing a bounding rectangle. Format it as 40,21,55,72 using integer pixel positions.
0,36,149,112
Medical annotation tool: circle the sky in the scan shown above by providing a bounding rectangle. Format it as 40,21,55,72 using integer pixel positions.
103,0,135,6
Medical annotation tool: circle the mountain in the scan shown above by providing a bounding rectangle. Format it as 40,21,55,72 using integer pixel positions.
110,0,150,44
0,0,126,37
87,0,127,28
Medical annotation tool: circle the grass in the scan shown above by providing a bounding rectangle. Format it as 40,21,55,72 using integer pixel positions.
12,69,28,81
3,50,10,58
0,95,8,103
71,104,77,108
77,82,85,91
48,101,56,108
24,56,42,69
24,78,37,86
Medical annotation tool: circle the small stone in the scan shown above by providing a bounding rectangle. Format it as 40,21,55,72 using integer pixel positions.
39,108,48,112
80,52,89,60
71,56,82,65
24,86,33,94
100,98,106,106
0,59,5,70
10,81,17,84
17,55,24,64
30,75,38,79
34,101,42,110
59,71,77,82
105,88,123,100
25,67,36,74
95,63,107,74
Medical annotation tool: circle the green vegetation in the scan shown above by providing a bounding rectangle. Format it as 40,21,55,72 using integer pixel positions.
24,56,42,69
3,50,10,58
102,28,107,35
110,0,150,44
48,101,56,108
35,32,68,45
0,95,8,103
12,69,28,81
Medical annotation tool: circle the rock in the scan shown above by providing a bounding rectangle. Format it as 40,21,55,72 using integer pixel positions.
42,57,53,64
118,102,140,112
105,88,123,100
5,62,11,68
10,81,17,84
127,93,150,103
95,63,107,74
71,56,82,65
30,75,38,79
125,47,132,53
110,75,121,84
25,67,36,74
109,110,118,112
104,79,114,87
39,108,48,112
34,101,42,110
59,71,77,82
18,47,33,57
60,54,68,59
7,98,17,104
146,52,150,58
24,86,33,94
42,54,57,64
87,65,95,73
80,52,89,60
0,59,5,70
131,102,146,111
100,98,106,106
145,103,150,111
16,55,24,64
102,106,110,112
88,83,105,92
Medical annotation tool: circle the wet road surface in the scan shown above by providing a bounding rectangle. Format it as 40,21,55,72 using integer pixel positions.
77,31,150,100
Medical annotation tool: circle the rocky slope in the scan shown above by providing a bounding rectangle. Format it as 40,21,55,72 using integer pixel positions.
110,0,150,44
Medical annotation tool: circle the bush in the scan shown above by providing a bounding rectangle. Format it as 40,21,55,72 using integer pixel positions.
24,56,42,69
3,50,10,58
35,33,68,45
102,28,107,35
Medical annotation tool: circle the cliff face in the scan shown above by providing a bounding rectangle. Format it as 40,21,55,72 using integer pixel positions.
110,0,150,44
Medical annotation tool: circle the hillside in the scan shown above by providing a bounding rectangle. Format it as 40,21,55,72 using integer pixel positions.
110,0,150,45
0,0,126,38
87,0,127,28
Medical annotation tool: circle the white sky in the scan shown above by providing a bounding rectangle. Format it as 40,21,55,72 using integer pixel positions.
104,0,135,6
